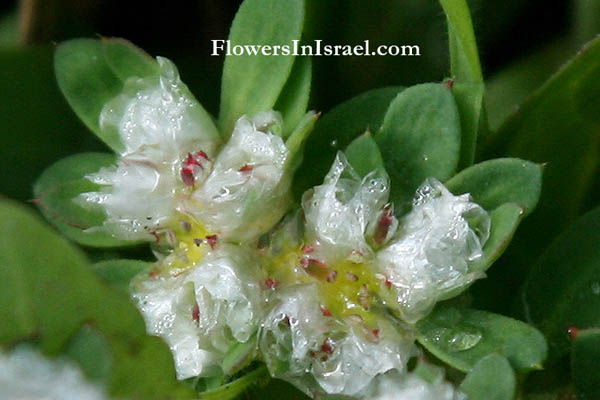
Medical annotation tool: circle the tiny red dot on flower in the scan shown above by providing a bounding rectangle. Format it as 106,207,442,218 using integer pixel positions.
265,278,279,289
320,341,333,354
309,258,327,268
149,267,160,278
302,245,314,254
192,303,200,324
320,306,333,317
372,329,380,338
205,234,218,250
181,166,196,187
568,326,579,340
326,270,338,283
385,278,393,288
444,79,455,88
239,164,254,172
196,150,209,161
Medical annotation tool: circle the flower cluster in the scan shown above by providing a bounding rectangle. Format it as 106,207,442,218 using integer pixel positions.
78,55,490,399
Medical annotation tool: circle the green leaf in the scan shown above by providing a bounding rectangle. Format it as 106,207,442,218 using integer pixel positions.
66,325,112,382
33,152,138,247
521,206,600,360
571,328,600,399
439,0,483,83
199,365,270,400
344,131,386,178
452,82,484,169
0,199,194,398
293,86,403,198
93,259,152,293
446,158,543,215
439,0,484,170
483,37,600,265
376,83,461,206
101,37,159,81
285,110,319,173
55,39,125,152
275,56,312,138
471,203,525,273
416,306,547,373
219,0,305,137
222,335,258,376
460,354,516,400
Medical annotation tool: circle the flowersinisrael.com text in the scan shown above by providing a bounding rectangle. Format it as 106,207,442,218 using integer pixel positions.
211,40,421,57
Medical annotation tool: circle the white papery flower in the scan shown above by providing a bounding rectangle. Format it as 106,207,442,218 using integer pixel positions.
81,57,220,241
82,56,297,245
0,346,109,400
378,178,490,322
302,153,393,264
260,284,416,397
359,369,465,400
132,244,265,379
188,111,293,242
301,153,490,322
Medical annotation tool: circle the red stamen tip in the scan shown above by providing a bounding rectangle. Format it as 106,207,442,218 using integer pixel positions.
265,278,280,289
302,245,314,254
149,267,160,278
320,341,333,355
326,270,338,283
192,303,200,324
181,150,209,186
568,326,579,340
320,306,333,317
239,164,254,172
372,329,380,338
445,79,455,88
205,234,218,250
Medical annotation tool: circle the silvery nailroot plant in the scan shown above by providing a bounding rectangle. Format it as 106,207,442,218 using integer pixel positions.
0,0,557,399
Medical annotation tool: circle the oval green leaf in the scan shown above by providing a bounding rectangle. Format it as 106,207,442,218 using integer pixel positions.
471,203,525,273
439,0,483,83
293,86,403,198
460,353,516,400
101,37,159,81
275,56,312,138
33,152,139,247
55,39,125,152
446,158,543,215
416,306,547,373
93,259,152,294
521,206,600,360
483,37,600,268
344,131,386,178
376,83,461,206
0,199,194,399
219,0,305,137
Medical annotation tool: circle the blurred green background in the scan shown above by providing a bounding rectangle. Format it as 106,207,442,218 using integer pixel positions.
0,0,573,202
